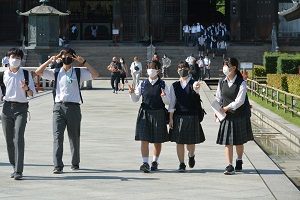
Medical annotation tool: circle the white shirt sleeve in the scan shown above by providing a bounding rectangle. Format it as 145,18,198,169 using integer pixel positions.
168,83,176,113
129,81,142,102
161,83,170,105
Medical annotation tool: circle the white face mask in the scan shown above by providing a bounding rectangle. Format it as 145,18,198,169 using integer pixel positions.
147,69,157,77
9,58,21,68
223,66,232,76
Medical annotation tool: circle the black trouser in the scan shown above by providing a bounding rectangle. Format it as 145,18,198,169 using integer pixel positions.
2,101,28,173
111,73,121,91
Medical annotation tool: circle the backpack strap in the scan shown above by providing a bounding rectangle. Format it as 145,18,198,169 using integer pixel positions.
52,67,83,103
52,67,61,102
23,69,29,97
0,72,5,97
74,68,83,103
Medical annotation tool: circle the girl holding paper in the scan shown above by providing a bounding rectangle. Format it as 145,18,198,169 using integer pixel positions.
215,57,253,175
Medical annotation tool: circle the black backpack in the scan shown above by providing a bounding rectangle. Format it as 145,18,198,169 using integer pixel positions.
52,67,83,103
0,69,29,98
173,80,206,122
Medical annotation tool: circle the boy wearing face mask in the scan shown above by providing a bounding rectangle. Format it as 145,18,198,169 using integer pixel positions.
35,47,99,174
215,57,253,175
168,61,205,172
2,48,36,180
128,60,170,173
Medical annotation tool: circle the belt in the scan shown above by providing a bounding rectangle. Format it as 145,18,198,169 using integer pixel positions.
5,101,28,107
56,102,80,105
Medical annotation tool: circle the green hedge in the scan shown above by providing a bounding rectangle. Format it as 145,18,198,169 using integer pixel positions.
286,75,300,96
277,57,300,74
267,74,300,94
264,52,278,74
253,65,266,77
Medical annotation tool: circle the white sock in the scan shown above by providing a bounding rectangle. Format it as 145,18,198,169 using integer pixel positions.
153,156,159,162
143,157,148,163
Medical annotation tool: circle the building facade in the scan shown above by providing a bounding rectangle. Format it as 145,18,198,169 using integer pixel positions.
0,0,298,43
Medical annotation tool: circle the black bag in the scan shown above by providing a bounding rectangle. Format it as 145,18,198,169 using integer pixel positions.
134,65,139,71
164,107,170,124
191,89,206,123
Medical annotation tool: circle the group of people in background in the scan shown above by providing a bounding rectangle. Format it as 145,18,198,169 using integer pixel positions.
183,22,228,59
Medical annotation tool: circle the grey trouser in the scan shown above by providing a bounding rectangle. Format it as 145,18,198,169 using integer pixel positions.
132,71,140,89
2,101,28,173
53,102,81,169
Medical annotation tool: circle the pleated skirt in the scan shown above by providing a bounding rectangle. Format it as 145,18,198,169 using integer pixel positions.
135,107,169,143
216,114,253,145
170,115,205,144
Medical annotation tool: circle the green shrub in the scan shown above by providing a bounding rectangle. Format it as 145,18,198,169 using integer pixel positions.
277,57,300,74
286,75,300,96
264,52,279,74
253,65,266,77
267,74,287,90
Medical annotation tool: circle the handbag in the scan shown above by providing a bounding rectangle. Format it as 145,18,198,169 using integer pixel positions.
134,65,139,71
164,108,169,124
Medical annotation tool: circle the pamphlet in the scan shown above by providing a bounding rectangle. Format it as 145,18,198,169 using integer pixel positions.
211,100,226,122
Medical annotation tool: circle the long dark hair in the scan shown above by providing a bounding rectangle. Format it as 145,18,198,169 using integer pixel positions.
223,57,243,79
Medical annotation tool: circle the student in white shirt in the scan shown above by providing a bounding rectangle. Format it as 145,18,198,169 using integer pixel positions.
215,57,253,175
169,61,205,172
129,60,170,173
2,48,36,180
130,56,142,89
35,47,99,174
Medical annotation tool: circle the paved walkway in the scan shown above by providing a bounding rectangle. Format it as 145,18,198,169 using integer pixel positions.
0,80,299,200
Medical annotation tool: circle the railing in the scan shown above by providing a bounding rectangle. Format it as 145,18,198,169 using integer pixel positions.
247,79,300,117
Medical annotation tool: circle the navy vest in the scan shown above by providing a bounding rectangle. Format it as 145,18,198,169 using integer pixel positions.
173,80,198,116
220,77,247,117
141,79,165,110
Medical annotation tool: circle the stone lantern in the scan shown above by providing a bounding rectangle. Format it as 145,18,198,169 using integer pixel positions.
17,0,70,49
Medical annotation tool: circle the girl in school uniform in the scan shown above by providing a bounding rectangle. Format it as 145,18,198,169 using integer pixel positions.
129,60,170,173
215,57,253,175
169,61,206,172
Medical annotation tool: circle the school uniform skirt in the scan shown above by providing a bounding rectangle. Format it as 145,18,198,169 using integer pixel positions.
170,114,205,144
216,114,253,145
135,107,169,143
198,45,205,51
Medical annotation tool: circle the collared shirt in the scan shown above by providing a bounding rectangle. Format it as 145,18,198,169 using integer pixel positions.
129,77,170,105
215,75,247,110
183,25,191,33
168,77,200,113
198,36,206,45
42,67,92,103
203,58,211,66
196,24,203,32
3,68,36,102
191,26,197,33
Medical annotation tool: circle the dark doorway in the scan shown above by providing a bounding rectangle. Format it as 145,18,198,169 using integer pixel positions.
187,0,227,27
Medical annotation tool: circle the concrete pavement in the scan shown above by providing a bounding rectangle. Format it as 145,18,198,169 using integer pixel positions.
0,79,299,200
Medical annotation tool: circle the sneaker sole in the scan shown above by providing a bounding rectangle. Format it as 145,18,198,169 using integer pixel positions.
53,170,63,174
224,171,235,175
140,167,150,173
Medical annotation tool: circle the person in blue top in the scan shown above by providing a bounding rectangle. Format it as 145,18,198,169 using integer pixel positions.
129,60,170,173
168,61,205,172
215,57,253,175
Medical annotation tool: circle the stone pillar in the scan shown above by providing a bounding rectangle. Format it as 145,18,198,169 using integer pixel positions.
113,0,122,41
138,0,149,41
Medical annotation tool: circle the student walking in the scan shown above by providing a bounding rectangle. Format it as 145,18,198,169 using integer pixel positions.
119,57,128,91
2,48,36,180
215,57,253,175
129,60,170,173
35,47,99,174
130,56,142,89
169,61,205,172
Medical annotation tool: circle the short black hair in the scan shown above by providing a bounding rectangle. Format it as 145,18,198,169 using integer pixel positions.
7,48,24,60
59,47,76,56
178,61,189,69
147,60,161,70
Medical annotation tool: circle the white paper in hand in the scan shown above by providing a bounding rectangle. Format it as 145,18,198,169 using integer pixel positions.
211,100,226,122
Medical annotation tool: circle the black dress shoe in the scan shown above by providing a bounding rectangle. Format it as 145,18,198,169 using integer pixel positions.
71,165,79,170
14,172,23,180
